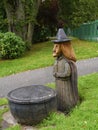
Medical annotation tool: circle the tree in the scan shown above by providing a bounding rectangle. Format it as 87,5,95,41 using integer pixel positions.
38,0,58,35
0,1,7,32
3,0,41,43
71,0,98,27
58,0,75,28
58,0,98,28
33,0,59,43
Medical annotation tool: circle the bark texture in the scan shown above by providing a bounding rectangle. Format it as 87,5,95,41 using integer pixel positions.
53,55,79,112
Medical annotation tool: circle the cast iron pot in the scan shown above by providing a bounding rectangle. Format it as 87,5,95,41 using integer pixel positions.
7,85,57,125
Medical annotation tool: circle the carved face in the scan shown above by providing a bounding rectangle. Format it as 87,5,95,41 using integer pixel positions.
53,44,62,57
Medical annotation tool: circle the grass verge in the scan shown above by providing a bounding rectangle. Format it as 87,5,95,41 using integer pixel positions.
72,38,98,60
0,38,98,77
5,125,21,130
37,73,98,130
0,98,9,128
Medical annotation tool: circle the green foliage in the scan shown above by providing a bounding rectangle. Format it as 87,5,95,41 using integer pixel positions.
71,0,98,27
0,98,9,126
0,32,4,39
0,98,8,106
33,26,50,43
5,125,21,130
33,0,58,43
58,0,75,28
24,0,38,23
25,41,32,50
3,0,40,43
0,32,26,59
58,0,98,28
0,1,8,32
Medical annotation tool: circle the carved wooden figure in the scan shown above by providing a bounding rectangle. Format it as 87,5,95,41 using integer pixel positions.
53,29,79,112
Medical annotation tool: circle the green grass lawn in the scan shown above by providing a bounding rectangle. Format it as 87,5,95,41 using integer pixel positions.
0,38,98,77
0,73,98,130
72,38,98,60
5,125,21,130
37,73,98,130
0,98,8,128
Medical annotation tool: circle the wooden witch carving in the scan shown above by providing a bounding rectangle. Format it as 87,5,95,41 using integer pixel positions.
53,28,79,112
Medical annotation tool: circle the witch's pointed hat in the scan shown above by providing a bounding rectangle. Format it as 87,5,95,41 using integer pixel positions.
53,28,71,44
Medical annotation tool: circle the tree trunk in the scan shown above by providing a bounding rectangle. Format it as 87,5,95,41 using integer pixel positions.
27,22,34,44
26,0,41,43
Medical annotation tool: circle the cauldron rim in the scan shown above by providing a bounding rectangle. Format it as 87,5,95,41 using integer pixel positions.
7,85,56,104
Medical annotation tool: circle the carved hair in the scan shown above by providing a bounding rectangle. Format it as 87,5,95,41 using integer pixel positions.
61,42,77,62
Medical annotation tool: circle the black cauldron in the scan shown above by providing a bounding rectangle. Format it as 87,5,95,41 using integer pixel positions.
7,85,57,125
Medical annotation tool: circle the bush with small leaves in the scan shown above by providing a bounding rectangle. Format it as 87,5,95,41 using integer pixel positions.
0,32,26,59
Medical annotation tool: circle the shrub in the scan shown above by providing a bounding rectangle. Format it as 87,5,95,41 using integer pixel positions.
0,32,4,52
33,25,50,43
0,32,26,59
